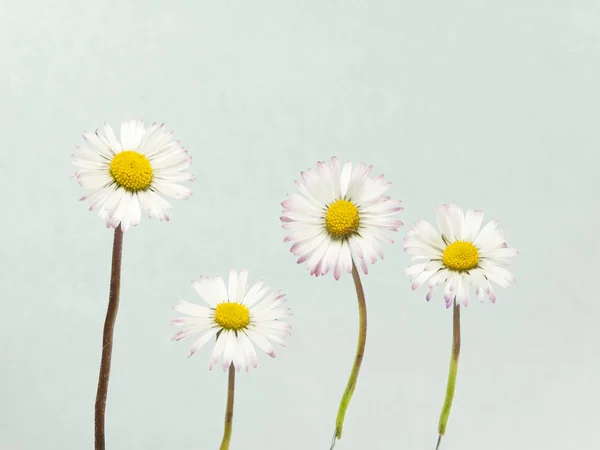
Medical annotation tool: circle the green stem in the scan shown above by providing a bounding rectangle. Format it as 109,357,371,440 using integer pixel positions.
333,260,367,445
219,364,236,450
95,225,124,450
436,300,461,449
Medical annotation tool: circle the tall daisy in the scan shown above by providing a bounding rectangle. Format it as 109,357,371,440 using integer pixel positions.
172,269,291,449
71,119,194,450
73,118,194,232
280,157,402,448
403,204,518,449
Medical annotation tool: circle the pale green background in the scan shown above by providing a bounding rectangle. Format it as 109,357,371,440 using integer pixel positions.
0,1,598,449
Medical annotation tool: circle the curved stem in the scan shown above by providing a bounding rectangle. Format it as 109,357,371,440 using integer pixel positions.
436,300,461,449
95,225,124,450
332,260,367,446
219,364,236,450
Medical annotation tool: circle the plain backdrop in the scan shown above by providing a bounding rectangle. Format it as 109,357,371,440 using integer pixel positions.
1,1,598,449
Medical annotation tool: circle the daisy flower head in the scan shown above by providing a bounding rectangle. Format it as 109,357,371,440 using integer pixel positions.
171,270,292,372
72,119,194,231
280,157,403,280
404,204,519,307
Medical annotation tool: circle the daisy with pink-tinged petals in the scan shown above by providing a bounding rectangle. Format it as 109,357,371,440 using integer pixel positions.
403,203,519,308
171,270,292,450
72,118,194,232
172,269,292,371
403,204,518,450
281,156,403,280
72,119,195,450
281,157,402,449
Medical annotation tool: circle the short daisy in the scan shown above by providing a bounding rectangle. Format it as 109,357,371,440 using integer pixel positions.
404,204,519,307
280,156,403,279
72,119,194,231
171,270,292,372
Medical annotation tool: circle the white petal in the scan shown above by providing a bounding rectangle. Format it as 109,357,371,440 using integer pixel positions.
340,242,353,274
321,239,343,277
187,328,218,358
83,131,113,159
235,269,249,302
72,155,108,170
173,299,212,318
435,205,453,243
239,332,258,369
110,190,132,229
450,205,466,241
246,329,275,357
301,168,331,205
242,280,266,308
290,232,328,259
316,160,337,201
87,186,114,211
138,123,166,155
101,188,125,226
339,161,352,198
282,193,324,216
411,267,438,291
117,192,134,232
152,181,192,199
427,268,450,288
120,118,139,150
221,331,238,370
473,220,499,246
227,270,238,301
191,277,220,307
479,247,519,259
232,338,246,372
464,209,484,242
208,331,228,370
129,194,142,227
103,122,122,153
213,275,228,301
78,172,112,190
306,238,330,276
75,145,109,163
475,230,508,251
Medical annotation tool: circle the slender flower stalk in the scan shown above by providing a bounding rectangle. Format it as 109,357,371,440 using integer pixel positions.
436,300,460,450
281,158,401,448
403,204,518,448
172,270,291,449
94,226,124,450
220,364,236,450
73,119,194,449
331,260,367,448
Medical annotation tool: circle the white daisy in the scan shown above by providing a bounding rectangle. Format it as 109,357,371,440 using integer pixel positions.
171,270,292,372
404,204,519,307
280,156,403,280
72,119,194,231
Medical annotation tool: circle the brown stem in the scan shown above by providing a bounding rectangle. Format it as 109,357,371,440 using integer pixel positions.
94,225,124,450
220,364,236,450
452,301,461,361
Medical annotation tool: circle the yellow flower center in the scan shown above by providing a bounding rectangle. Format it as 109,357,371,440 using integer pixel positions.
442,241,479,271
214,302,250,331
109,150,153,191
325,200,360,238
